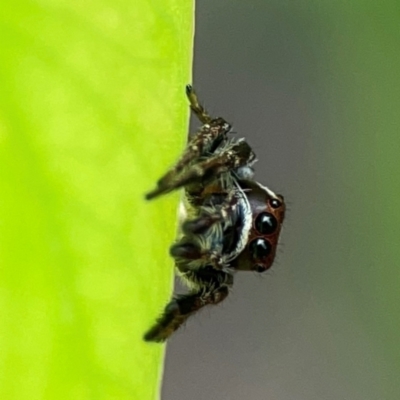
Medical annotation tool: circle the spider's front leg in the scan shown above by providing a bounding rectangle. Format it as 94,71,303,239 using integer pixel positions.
146,138,255,200
145,85,231,200
185,84,212,124
145,116,231,200
143,266,233,342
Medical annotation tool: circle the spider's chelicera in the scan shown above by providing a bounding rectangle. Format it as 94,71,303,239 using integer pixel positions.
144,85,285,342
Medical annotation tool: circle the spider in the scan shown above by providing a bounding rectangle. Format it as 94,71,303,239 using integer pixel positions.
143,85,285,342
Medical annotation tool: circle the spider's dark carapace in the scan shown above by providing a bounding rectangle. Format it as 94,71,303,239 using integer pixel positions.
144,85,285,342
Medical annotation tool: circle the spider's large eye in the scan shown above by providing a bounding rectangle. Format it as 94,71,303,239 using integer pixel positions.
249,238,272,260
255,212,277,235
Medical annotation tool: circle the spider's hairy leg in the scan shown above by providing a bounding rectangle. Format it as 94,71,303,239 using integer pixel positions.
148,139,255,200
186,84,212,124
143,268,233,342
171,189,239,269
181,190,237,235
145,117,231,200
169,237,223,270
181,139,256,190
181,213,222,235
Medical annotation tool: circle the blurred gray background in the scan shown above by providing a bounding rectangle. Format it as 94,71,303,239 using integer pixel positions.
162,1,400,399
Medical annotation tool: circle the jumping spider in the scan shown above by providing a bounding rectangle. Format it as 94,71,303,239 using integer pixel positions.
144,85,285,342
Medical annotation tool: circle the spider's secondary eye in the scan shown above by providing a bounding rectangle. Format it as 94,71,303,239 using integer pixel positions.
269,198,282,209
249,238,272,260
254,264,266,273
255,212,277,235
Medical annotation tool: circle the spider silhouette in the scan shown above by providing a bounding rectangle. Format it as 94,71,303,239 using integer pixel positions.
144,85,285,342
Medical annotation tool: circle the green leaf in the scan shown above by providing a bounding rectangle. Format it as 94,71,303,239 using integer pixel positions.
0,1,193,399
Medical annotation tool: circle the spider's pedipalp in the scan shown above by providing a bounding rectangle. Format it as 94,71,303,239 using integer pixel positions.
173,187,244,269
181,213,222,235
171,236,224,270
181,189,237,235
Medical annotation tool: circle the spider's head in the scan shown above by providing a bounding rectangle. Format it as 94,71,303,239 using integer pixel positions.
232,180,285,273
